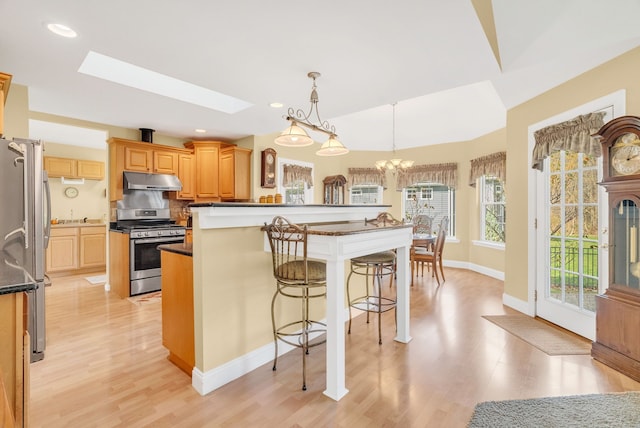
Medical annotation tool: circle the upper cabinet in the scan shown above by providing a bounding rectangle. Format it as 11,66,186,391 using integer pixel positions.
219,146,252,200
184,141,223,202
44,156,105,180
107,137,252,202
0,72,11,136
108,137,191,201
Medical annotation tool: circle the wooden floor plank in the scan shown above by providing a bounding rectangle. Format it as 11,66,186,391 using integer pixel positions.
30,269,640,427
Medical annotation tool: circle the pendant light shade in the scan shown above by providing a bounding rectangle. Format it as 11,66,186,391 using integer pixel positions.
316,135,349,156
274,122,314,147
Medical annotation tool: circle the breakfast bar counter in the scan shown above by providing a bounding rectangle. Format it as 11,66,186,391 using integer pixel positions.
188,203,413,401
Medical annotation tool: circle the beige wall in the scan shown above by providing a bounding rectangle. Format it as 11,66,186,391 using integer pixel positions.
505,46,640,301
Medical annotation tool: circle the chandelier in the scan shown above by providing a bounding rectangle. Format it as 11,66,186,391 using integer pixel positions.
375,103,414,172
275,72,349,156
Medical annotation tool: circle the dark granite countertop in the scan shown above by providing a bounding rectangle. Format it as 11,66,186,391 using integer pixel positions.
158,242,193,257
0,258,36,295
189,202,391,208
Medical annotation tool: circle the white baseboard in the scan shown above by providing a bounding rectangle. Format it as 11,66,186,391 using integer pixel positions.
192,313,347,396
501,293,532,316
443,260,504,281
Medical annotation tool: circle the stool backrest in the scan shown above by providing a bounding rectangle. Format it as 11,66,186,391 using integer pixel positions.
366,212,403,226
265,216,311,285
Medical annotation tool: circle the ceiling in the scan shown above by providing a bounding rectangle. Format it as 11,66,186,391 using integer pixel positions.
3,0,640,152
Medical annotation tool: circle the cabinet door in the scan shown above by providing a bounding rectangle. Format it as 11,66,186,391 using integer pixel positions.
44,157,77,178
219,150,234,199
79,228,106,268
77,160,105,180
153,150,178,175
46,229,78,272
185,229,193,244
177,154,195,200
124,147,152,172
219,147,252,200
195,145,219,199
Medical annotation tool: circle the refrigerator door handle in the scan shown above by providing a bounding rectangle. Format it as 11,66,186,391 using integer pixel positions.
4,226,25,242
43,171,51,249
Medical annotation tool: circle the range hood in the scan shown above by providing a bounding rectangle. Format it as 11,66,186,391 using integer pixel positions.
123,171,182,191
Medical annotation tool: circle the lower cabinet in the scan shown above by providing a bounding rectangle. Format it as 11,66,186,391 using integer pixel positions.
0,291,28,428
46,225,106,275
161,250,194,375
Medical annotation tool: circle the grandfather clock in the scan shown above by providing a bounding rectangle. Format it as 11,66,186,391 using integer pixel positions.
592,115,640,382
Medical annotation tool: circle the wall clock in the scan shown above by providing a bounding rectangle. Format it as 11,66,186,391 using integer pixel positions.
261,148,276,188
64,186,79,198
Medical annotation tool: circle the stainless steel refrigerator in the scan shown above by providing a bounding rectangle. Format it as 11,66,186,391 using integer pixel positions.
1,137,51,362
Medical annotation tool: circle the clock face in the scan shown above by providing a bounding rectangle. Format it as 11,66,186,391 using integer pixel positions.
64,187,79,198
611,133,640,176
266,153,274,164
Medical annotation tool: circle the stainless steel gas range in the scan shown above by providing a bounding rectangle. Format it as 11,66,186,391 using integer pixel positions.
112,172,185,296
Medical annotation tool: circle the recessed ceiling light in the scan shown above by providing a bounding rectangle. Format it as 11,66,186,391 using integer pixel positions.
78,51,253,114
195,129,206,133
47,23,77,38
270,102,283,108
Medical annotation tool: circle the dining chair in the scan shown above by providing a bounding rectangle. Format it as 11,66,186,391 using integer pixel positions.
264,216,327,391
411,216,449,286
345,212,401,344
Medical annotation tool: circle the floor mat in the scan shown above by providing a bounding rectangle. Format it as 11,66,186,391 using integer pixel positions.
482,314,591,355
84,274,106,285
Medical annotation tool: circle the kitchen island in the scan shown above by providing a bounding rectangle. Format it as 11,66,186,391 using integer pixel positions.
188,203,413,401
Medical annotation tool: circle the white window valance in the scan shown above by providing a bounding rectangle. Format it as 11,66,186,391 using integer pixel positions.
396,163,458,190
282,164,313,188
347,167,387,189
531,111,605,171
469,151,506,187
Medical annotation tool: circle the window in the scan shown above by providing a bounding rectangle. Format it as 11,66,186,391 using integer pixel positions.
403,183,455,237
480,175,506,243
349,185,383,204
277,157,314,204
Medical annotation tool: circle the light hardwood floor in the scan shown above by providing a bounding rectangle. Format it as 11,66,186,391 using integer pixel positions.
30,269,640,427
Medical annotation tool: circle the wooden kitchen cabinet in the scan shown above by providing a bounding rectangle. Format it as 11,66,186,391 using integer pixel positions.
46,225,106,275
109,231,130,299
153,150,178,175
219,146,252,200
79,227,106,269
0,291,28,428
124,146,153,172
185,229,193,243
44,157,76,177
0,72,11,137
160,249,194,375
46,227,78,273
45,156,105,180
184,141,224,202
170,153,195,200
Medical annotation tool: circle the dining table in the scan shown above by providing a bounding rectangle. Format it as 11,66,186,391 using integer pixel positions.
303,220,414,401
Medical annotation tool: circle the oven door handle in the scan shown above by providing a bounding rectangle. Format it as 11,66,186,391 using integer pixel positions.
133,236,185,245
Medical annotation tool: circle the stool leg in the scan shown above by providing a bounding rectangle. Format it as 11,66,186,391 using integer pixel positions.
346,269,355,335
271,288,279,371
301,287,308,391
375,264,382,345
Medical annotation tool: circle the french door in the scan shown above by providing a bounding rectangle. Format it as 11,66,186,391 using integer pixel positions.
535,150,606,340
531,95,624,340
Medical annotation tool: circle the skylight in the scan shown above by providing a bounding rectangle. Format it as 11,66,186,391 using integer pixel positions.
78,51,253,114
